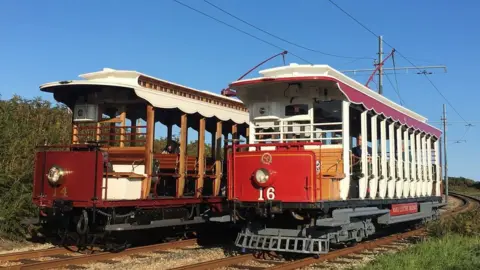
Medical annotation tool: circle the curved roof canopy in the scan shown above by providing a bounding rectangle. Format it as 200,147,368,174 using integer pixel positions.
229,64,441,138
40,68,249,125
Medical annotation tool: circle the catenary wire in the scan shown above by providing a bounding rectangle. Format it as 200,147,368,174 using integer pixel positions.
203,0,374,60
385,72,404,105
391,51,401,103
173,0,312,64
327,0,469,125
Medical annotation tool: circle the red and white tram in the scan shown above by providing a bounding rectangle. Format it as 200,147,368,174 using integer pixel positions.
223,64,443,254
31,68,249,249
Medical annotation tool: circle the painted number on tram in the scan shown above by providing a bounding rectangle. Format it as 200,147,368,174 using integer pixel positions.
258,187,275,201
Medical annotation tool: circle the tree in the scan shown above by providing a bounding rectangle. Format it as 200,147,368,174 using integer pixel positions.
0,96,71,239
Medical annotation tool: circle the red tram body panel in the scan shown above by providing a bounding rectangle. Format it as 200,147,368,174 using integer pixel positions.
230,149,316,203
33,150,103,207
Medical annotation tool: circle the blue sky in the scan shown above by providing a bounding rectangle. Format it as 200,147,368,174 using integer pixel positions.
0,0,478,180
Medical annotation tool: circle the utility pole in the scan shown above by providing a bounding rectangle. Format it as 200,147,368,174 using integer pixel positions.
378,35,383,95
341,35,447,97
442,104,448,203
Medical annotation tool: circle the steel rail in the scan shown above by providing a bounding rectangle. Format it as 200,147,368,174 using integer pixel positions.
0,247,73,262
8,239,198,270
263,193,478,270
170,254,254,270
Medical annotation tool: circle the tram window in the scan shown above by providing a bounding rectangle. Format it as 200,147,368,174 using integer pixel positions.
285,104,308,116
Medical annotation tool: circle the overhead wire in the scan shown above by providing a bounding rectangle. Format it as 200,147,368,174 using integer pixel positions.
203,0,374,60
384,73,404,105
172,0,312,64
327,0,470,126
391,51,401,103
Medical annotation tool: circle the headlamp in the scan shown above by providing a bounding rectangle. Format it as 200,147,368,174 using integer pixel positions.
47,166,64,185
254,168,270,184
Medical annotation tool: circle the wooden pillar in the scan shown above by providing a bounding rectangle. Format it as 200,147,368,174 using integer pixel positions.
213,121,223,196
143,105,155,198
232,124,238,142
197,118,206,197
119,110,126,147
96,123,101,141
245,127,249,143
72,123,79,144
177,114,188,197
130,117,137,147
223,130,229,183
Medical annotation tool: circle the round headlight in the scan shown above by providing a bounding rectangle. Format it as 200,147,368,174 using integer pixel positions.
47,166,64,185
254,168,270,184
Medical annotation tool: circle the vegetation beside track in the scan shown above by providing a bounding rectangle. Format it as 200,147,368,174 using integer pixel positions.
449,177,480,196
0,96,212,240
358,234,480,270
358,199,480,270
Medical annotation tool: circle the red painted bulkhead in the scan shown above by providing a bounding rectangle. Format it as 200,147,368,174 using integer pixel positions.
230,149,317,203
33,151,103,207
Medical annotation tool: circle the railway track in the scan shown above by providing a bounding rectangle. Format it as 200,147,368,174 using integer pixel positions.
1,194,476,270
165,193,478,270
0,239,197,269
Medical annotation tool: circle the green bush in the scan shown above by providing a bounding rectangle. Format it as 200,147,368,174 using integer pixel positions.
0,96,217,240
0,96,72,239
427,209,480,237
358,234,480,270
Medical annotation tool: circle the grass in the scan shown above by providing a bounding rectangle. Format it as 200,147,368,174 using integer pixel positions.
358,234,480,270
450,186,480,196
357,206,480,270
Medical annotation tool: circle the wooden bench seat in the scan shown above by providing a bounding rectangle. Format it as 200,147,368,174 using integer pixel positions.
185,156,197,175
105,146,146,164
106,172,145,178
154,154,178,175
205,157,216,176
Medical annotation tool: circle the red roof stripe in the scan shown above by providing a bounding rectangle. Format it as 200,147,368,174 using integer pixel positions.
230,76,441,138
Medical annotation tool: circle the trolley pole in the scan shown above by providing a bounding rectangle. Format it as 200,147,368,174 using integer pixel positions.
378,35,383,95
442,104,448,203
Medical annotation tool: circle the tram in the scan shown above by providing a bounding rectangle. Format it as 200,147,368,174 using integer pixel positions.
31,67,249,250
223,63,444,255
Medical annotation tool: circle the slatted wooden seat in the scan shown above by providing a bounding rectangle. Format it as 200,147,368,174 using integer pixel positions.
205,157,216,178
105,146,145,164
106,172,145,178
185,156,197,176
154,154,179,175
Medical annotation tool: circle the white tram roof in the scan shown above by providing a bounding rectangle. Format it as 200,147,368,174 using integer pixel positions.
40,68,248,125
230,64,442,138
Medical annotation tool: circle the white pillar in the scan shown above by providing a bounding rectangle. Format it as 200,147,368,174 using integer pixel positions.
359,111,368,199
427,136,433,196
370,115,378,199
416,133,422,197
387,123,396,199
379,119,388,199
434,139,441,196
421,135,427,196
396,126,404,198
410,132,417,197
403,129,410,197
249,121,255,151
340,101,350,200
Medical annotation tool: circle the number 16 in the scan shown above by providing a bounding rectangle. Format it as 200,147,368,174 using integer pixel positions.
258,187,275,201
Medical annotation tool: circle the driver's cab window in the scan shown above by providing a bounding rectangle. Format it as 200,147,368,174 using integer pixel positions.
283,104,311,142
313,100,342,145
